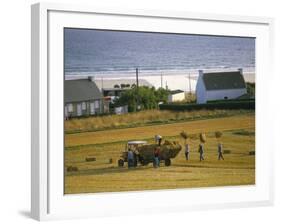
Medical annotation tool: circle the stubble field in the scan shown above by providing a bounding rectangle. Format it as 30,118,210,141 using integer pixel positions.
64,113,255,194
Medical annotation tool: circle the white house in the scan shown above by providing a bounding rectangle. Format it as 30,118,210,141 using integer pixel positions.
168,90,185,103
196,69,247,104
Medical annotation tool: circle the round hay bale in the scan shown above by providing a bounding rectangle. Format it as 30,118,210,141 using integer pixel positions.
67,166,79,172
215,131,223,139
199,133,206,143
223,150,231,154
85,157,96,162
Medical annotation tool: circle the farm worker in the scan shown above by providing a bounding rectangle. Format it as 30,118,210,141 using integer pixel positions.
127,149,134,168
154,146,161,168
198,143,204,162
155,135,162,146
185,144,190,160
218,143,224,160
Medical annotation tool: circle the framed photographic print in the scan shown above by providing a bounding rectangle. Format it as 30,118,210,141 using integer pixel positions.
31,2,274,221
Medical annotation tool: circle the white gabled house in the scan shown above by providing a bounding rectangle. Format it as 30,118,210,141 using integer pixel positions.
196,69,247,104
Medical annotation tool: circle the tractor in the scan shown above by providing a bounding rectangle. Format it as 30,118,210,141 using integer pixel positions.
118,140,182,167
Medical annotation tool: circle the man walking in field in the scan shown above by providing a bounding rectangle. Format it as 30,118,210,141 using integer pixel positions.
198,143,204,162
218,142,224,160
185,143,190,160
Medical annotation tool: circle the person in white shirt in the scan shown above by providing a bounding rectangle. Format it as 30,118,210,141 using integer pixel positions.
155,135,162,146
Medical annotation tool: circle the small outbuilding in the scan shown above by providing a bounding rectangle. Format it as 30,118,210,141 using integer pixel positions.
168,90,185,103
196,69,247,104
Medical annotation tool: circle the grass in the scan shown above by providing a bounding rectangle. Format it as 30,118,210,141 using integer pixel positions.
65,114,255,147
64,113,255,194
65,109,254,134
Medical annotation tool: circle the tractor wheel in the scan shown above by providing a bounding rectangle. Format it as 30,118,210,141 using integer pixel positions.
164,159,171,166
118,159,124,167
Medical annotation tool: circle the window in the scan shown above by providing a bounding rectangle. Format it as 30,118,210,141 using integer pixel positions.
82,102,86,110
94,100,100,109
67,103,73,112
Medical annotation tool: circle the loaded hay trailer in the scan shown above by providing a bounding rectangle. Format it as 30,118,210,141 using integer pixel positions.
118,140,182,167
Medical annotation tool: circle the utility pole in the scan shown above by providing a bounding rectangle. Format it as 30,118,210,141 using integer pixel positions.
188,73,192,95
136,68,139,89
101,77,104,90
136,68,139,111
160,73,163,89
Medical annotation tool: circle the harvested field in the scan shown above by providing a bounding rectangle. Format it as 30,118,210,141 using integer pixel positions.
64,113,255,194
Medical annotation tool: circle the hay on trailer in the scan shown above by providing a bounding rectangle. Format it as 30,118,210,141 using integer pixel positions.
215,131,223,139
137,143,182,159
199,133,206,143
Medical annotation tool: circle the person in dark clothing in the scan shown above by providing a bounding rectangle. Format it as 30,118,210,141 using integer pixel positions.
127,149,134,168
185,144,190,160
154,146,161,168
198,143,204,162
218,143,224,160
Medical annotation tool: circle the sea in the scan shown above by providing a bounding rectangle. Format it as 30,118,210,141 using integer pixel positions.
64,28,255,90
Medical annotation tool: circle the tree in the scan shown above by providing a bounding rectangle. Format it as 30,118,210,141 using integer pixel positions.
113,86,169,112
246,82,255,98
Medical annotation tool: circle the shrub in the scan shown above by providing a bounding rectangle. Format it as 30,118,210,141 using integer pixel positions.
159,100,255,111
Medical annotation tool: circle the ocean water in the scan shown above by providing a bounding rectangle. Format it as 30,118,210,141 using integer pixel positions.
64,28,255,78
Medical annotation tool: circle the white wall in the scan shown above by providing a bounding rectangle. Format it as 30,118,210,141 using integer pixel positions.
206,88,247,102
196,73,206,103
168,92,185,102
0,1,280,224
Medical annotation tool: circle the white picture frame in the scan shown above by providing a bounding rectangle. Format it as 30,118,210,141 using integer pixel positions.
31,2,274,221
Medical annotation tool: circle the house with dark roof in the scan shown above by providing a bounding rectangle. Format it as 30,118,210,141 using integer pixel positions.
196,69,247,104
168,90,185,103
64,78,109,118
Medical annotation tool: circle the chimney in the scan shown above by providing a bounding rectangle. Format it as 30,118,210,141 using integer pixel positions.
88,76,95,82
198,70,204,77
238,68,243,75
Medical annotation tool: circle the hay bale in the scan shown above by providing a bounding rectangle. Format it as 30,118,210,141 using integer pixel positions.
215,131,223,139
163,140,172,145
249,151,255,155
109,158,113,164
85,157,96,162
180,131,188,140
67,166,78,172
199,133,206,143
223,150,231,154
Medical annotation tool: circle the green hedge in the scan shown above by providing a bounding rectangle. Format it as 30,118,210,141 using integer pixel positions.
159,100,255,111
206,98,255,104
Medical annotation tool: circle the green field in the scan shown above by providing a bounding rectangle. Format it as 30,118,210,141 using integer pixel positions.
64,112,255,194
